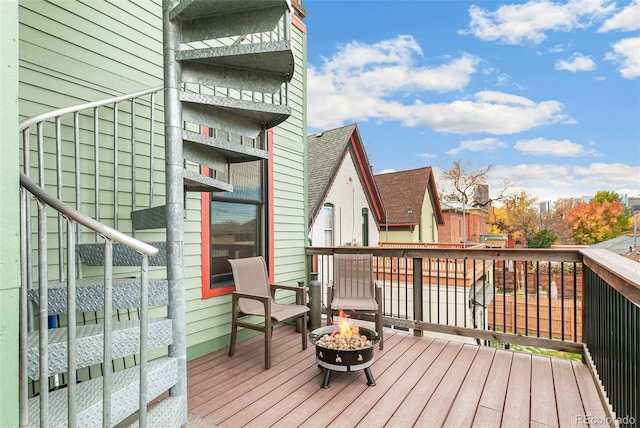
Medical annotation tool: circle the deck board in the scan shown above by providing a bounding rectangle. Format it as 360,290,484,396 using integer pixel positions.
530,355,559,427
186,324,610,428
444,345,496,427
502,352,532,427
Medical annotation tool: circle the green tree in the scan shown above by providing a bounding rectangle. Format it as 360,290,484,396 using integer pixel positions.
526,229,558,248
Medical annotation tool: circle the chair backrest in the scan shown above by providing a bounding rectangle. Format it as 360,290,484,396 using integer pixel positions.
229,256,272,314
332,254,376,301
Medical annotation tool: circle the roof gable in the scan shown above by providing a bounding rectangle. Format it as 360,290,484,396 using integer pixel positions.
374,167,444,225
307,123,385,227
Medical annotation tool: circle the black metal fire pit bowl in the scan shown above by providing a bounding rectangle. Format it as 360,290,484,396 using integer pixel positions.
309,325,380,389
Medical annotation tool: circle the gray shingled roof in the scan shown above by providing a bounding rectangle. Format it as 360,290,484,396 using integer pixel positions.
307,123,357,217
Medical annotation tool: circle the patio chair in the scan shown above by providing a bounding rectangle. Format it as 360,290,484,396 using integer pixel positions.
228,256,309,369
327,253,384,350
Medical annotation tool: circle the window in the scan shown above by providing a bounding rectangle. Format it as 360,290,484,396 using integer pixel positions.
210,159,266,286
323,203,334,246
362,208,369,246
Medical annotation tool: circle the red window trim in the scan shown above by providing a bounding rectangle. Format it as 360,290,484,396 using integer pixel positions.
200,128,275,298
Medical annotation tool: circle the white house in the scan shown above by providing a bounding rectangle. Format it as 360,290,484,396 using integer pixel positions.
307,123,385,248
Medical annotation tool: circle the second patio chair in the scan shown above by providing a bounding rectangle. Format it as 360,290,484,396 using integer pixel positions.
327,253,384,350
228,256,309,369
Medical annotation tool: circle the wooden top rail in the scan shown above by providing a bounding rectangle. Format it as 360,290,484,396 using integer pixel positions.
379,242,485,249
306,246,584,263
581,248,640,307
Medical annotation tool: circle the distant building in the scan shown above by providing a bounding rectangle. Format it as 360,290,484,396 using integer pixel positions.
539,200,552,213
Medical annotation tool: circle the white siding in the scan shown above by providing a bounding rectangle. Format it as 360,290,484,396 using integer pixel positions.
310,151,380,247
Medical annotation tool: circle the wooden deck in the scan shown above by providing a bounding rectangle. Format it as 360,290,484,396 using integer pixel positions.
186,325,609,427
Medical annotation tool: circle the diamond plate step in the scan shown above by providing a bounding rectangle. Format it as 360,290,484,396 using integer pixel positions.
178,40,294,87
181,91,292,135
183,168,233,193
182,129,268,169
128,396,186,428
27,318,173,380
77,242,166,266
171,1,287,41
27,277,169,315
27,357,178,428
131,206,167,231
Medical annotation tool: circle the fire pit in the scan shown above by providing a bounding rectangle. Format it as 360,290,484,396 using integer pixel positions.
309,324,380,389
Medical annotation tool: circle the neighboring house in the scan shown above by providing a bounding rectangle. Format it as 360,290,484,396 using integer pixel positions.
3,1,308,426
438,200,488,245
307,123,385,248
375,167,444,243
590,234,640,263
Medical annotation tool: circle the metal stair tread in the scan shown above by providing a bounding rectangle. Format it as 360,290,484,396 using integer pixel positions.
183,168,233,192
170,0,286,21
182,129,268,163
131,206,168,231
77,241,167,266
27,277,169,314
27,318,173,380
27,357,178,428
127,395,186,428
180,91,291,129
176,40,293,76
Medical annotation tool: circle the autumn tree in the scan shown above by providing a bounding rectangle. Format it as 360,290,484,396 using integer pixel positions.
539,197,581,244
439,161,511,244
489,191,539,243
566,191,631,245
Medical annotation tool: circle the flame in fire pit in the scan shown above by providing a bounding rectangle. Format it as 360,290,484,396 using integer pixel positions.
335,310,359,338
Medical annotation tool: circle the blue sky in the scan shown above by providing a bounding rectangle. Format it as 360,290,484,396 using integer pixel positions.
303,0,640,203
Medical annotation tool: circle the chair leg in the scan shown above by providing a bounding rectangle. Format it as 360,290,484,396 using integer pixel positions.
301,313,308,350
327,287,333,325
264,320,272,370
377,311,383,350
228,320,238,357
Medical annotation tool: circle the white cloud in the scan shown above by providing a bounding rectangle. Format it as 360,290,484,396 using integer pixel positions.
555,53,597,71
377,169,396,175
309,37,574,133
599,0,640,32
447,138,507,155
488,162,640,201
459,0,616,44
605,36,640,78
417,153,437,159
514,137,601,156
398,91,574,134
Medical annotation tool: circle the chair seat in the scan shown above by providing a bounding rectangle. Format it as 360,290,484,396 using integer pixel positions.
331,298,378,311
271,302,309,322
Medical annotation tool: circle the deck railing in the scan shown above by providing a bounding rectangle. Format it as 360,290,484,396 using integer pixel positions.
306,245,639,425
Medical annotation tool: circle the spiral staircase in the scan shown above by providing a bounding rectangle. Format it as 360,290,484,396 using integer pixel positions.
19,0,294,426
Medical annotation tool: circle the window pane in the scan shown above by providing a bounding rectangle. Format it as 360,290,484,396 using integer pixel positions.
215,161,262,200
323,204,333,246
324,205,333,229
211,201,260,284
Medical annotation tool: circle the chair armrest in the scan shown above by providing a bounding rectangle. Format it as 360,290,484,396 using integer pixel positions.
270,283,307,306
232,291,270,306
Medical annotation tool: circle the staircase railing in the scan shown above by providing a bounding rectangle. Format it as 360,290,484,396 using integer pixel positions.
18,87,168,426
19,86,163,242
19,172,158,427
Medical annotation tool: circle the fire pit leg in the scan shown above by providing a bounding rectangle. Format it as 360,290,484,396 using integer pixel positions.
321,369,332,389
364,367,376,386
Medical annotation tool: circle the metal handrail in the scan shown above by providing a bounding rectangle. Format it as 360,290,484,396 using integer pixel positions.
20,172,158,257
18,86,162,132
